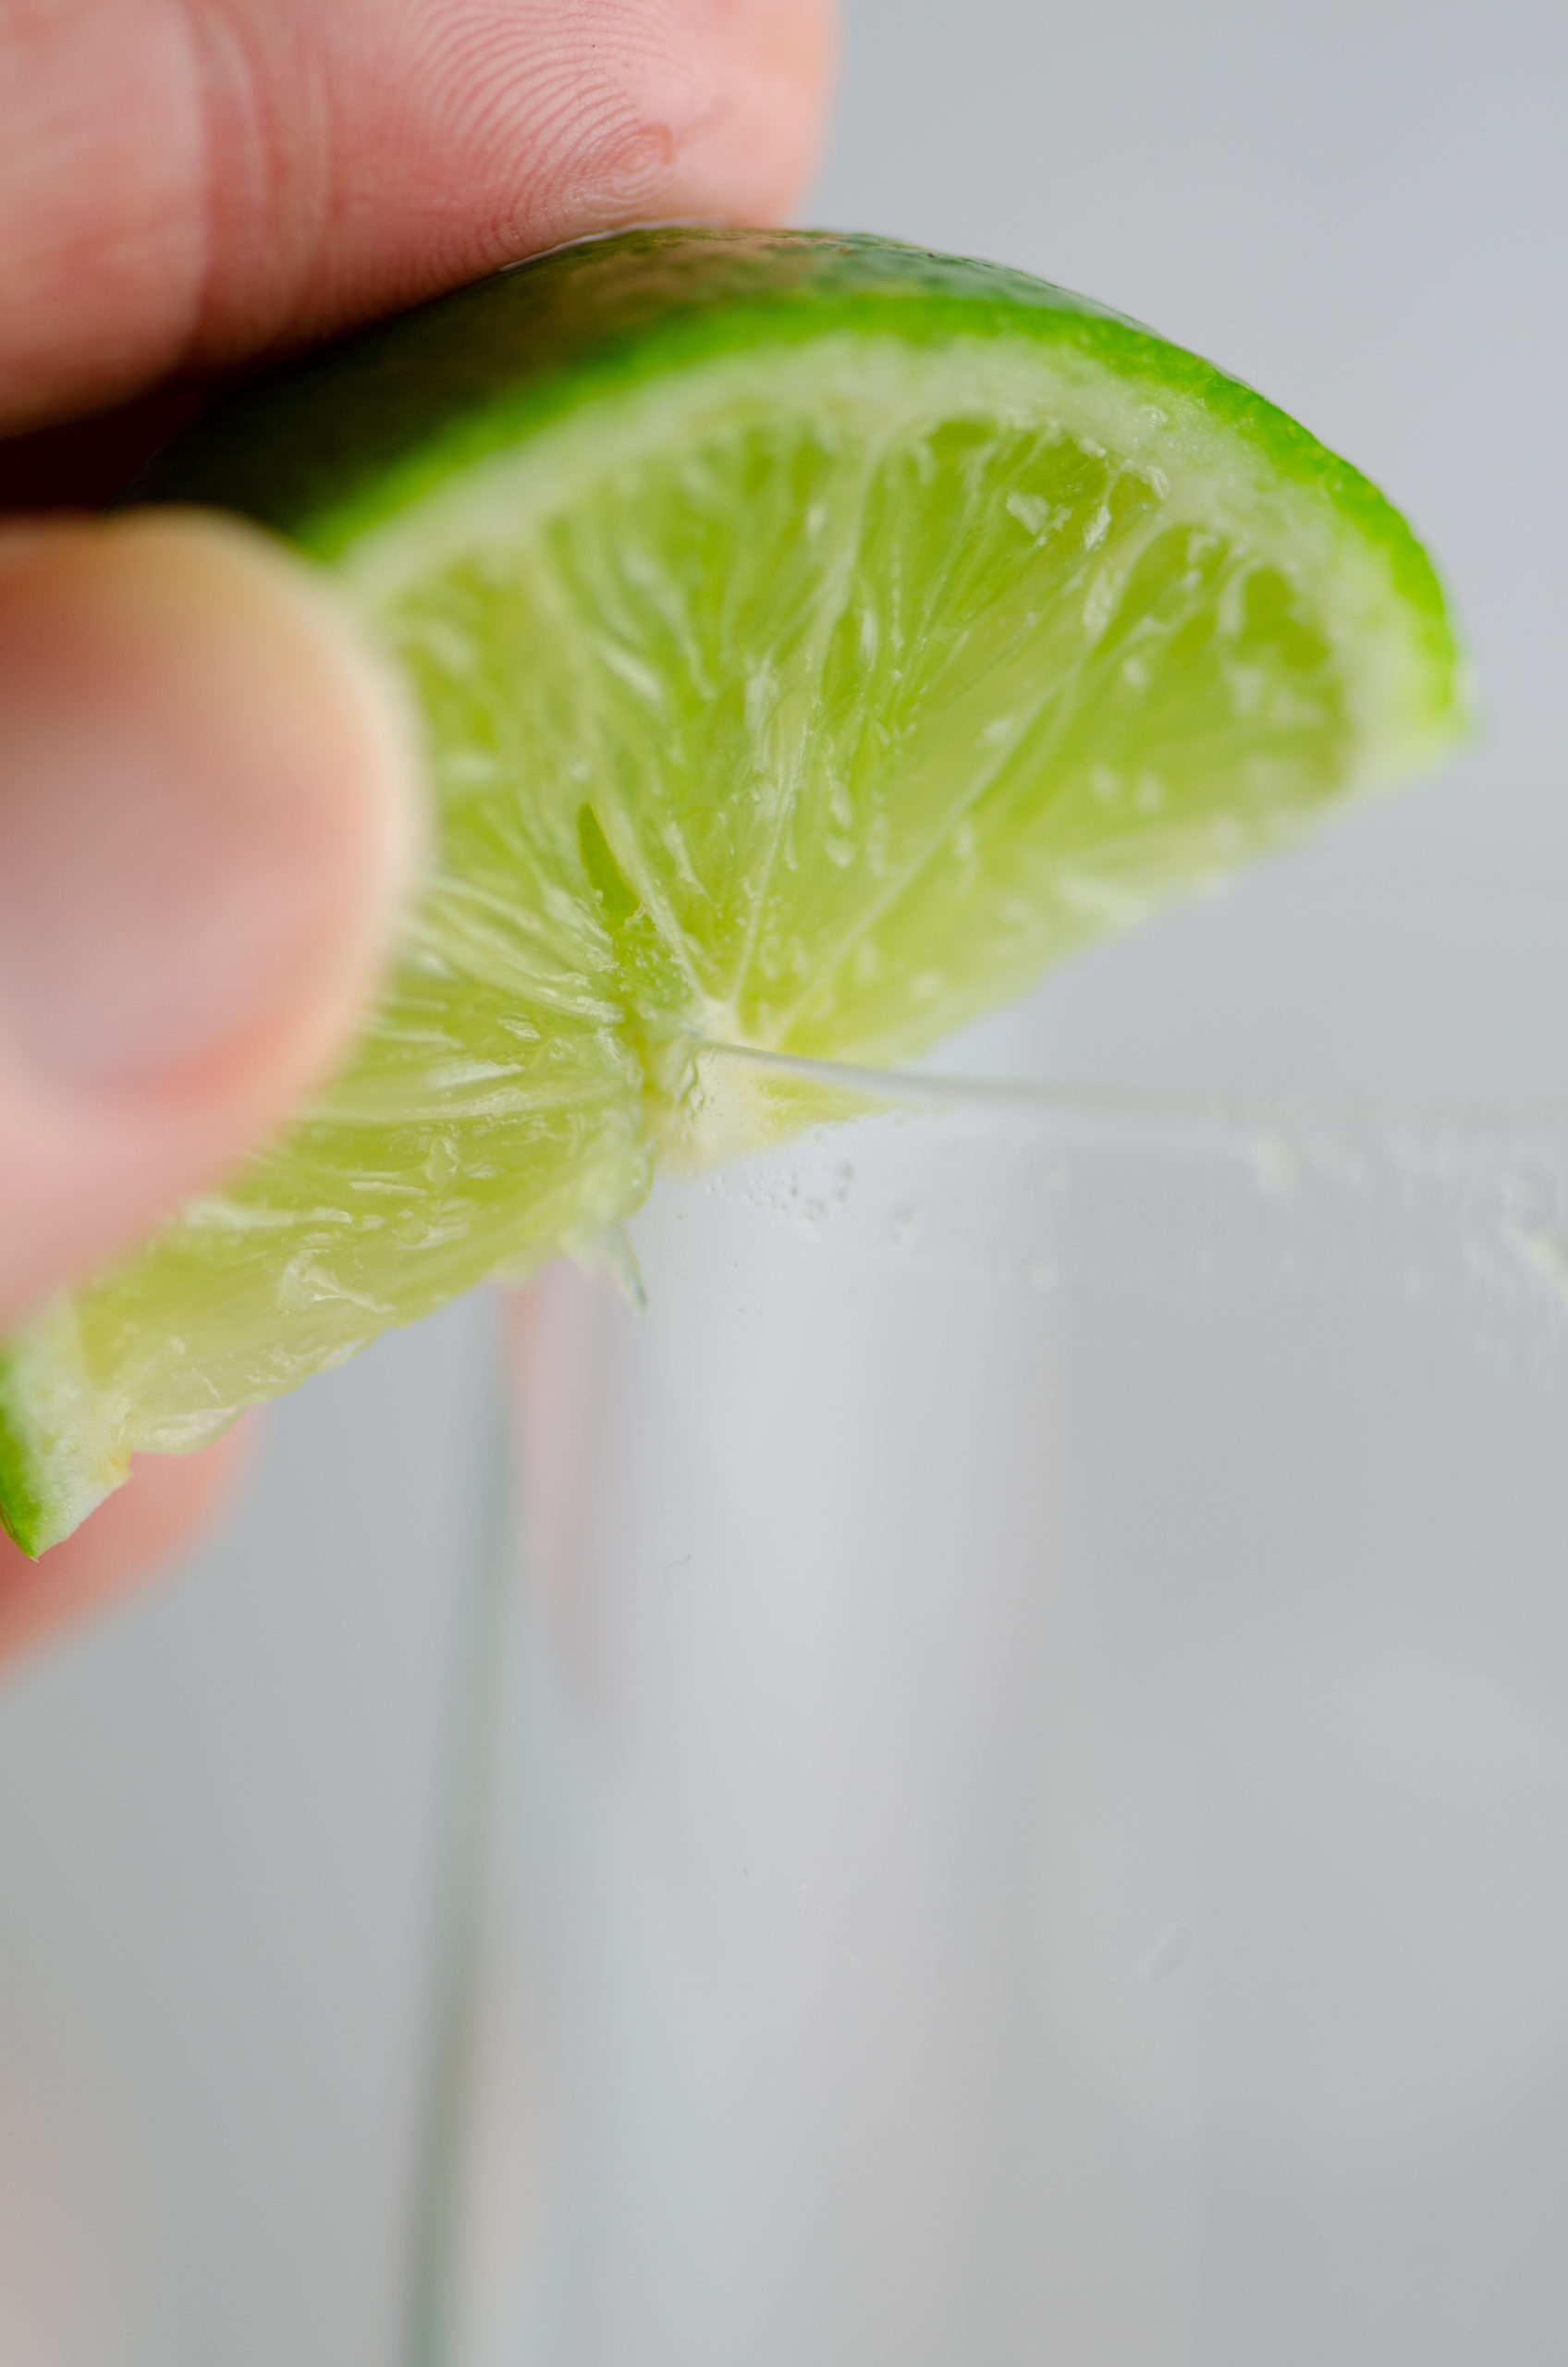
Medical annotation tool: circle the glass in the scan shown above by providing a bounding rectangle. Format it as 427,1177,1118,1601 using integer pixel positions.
411,1043,1568,2367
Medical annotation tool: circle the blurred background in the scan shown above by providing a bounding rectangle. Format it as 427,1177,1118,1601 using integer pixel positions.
1,1,1565,2359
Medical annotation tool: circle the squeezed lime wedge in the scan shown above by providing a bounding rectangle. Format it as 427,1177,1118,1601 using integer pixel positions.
0,228,1469,1554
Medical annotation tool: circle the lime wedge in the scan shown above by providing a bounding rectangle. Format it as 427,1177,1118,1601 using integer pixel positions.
0,228,1468,1554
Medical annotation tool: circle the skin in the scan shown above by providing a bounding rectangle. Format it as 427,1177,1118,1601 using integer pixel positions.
0,0,836,1668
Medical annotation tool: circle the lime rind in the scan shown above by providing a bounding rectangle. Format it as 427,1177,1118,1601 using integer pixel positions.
132,235,1440,612
138,228,1467,748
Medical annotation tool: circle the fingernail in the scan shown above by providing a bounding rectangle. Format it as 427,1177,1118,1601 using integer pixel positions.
0,513,421,1096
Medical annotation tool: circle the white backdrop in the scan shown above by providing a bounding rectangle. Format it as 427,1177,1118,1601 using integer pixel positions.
1,3,1563,2360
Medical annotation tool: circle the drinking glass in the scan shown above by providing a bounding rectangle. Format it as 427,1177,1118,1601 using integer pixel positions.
410,1039,1568,2367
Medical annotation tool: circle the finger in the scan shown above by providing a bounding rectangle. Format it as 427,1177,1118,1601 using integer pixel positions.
0,509,423,1331
0,1421,251,1669
2,0,837,435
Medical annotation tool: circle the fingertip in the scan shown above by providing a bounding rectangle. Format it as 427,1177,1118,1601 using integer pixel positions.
0,509,426,1326
476,0,839,256
664,0,839,227
1,1,841,433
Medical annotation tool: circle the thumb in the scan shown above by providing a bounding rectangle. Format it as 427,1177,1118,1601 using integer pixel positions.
0,510,422,1331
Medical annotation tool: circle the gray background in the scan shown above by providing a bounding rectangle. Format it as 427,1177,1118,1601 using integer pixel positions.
2,2,1565,2360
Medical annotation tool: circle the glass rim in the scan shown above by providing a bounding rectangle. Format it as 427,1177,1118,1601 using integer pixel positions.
696,1037,1568,1149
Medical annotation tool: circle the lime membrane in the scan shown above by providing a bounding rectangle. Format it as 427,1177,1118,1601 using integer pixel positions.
0,229,1468,1553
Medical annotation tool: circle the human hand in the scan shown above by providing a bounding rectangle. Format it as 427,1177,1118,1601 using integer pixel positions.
0,0,834,1665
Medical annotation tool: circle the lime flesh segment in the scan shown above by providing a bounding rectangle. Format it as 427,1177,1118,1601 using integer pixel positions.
0,229,1468,1554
